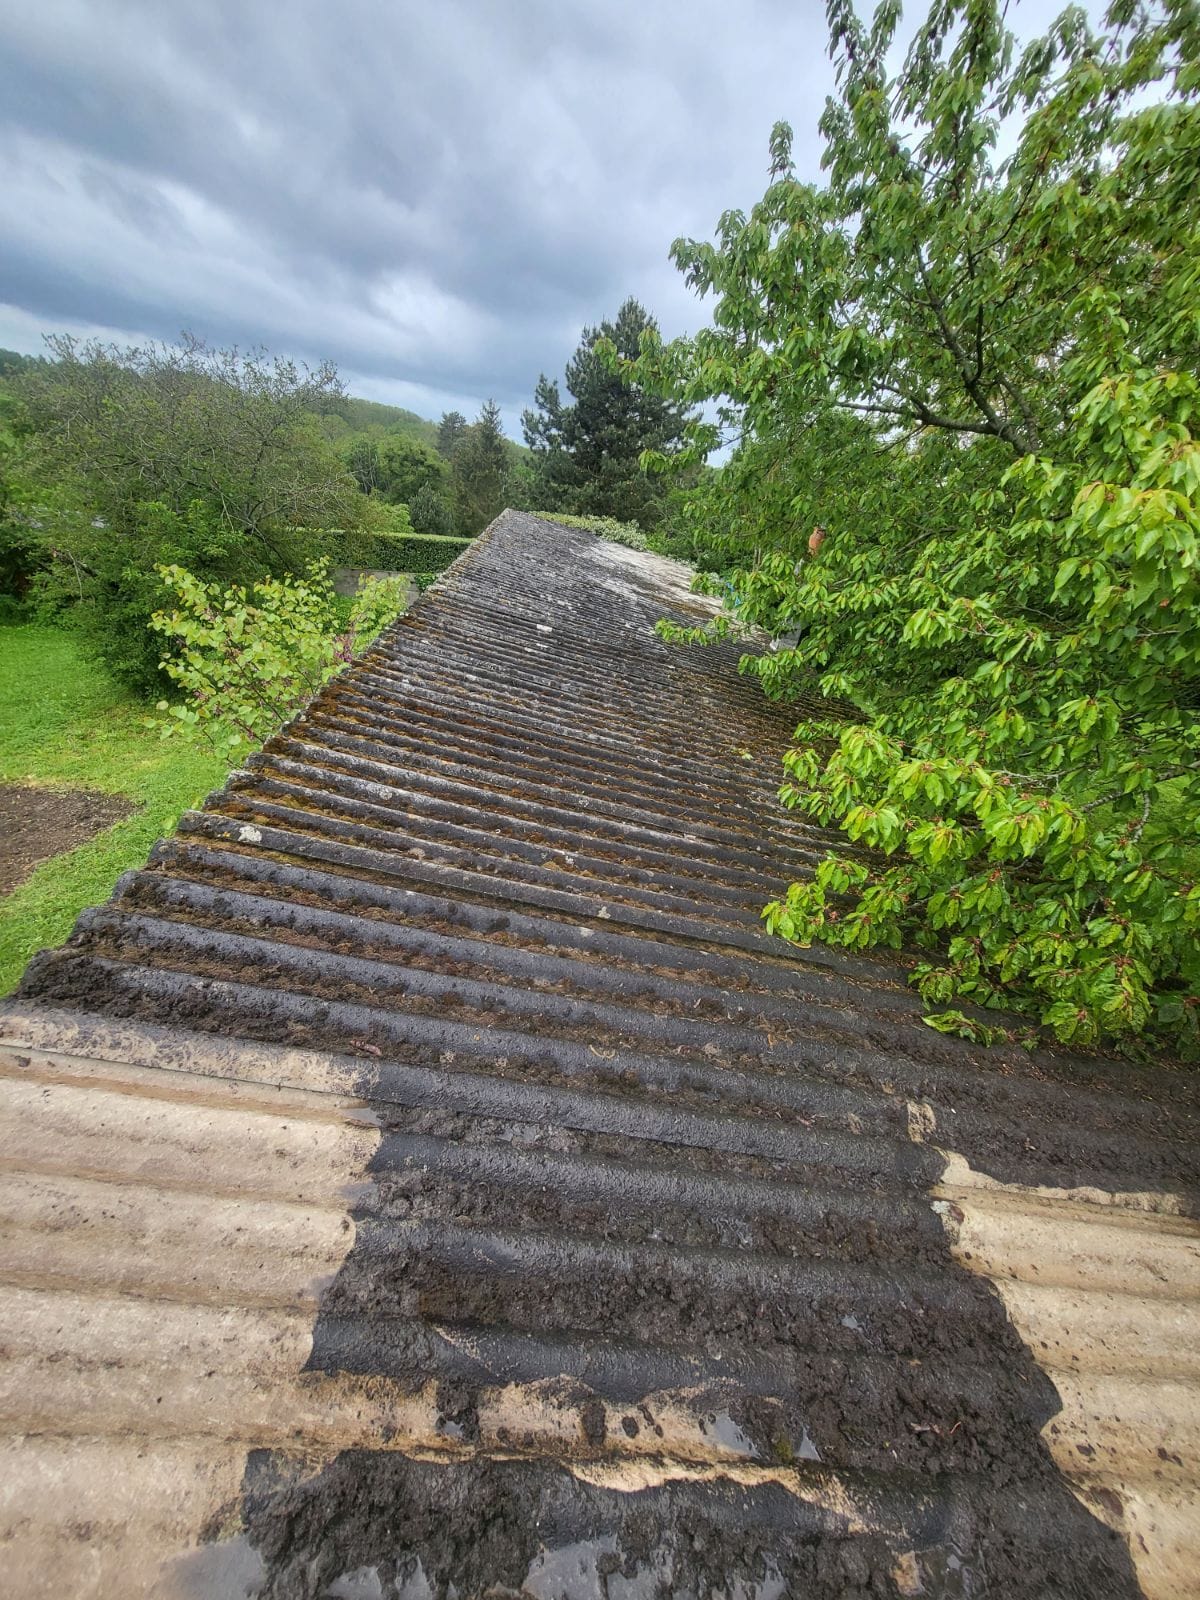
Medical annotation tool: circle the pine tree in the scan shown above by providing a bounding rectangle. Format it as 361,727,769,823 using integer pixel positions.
522,299,693,528
436,411,468,460
452,401,509,535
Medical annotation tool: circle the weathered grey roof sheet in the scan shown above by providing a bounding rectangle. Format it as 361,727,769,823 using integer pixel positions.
1,509,1198,1599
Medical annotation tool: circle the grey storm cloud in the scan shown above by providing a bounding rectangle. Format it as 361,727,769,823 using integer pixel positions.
0,0,844,423
4,0,1074,428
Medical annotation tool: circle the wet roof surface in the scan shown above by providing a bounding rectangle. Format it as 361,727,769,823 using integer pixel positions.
1,509,1198,1599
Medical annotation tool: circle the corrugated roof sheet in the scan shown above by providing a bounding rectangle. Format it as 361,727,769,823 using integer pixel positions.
1,508,1197,1600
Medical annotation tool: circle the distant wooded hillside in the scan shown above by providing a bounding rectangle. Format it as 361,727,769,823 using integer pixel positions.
318,394,440,449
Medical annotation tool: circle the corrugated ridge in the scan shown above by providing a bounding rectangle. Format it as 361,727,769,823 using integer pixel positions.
2,511,1197,1600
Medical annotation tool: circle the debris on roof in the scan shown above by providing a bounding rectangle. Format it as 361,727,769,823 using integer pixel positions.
1,510,1197,1599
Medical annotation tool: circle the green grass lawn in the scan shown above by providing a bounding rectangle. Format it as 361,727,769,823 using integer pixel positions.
0,624,230,994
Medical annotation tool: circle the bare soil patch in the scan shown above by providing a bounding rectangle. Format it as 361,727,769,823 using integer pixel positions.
0,784,135,896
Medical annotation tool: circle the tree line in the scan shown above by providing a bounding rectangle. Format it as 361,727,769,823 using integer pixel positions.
0,292,699,696
343,296,698,540
0,345,525,689
339,399,519,539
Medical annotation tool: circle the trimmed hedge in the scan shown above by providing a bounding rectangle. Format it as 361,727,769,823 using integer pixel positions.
330,529,473,573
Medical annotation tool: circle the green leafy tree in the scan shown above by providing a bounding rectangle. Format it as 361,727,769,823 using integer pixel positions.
376,434,448,505
503,452,541,513
344,437,381,496
0,387,40,609
637,0,1199,466
16,334,369,689
636,0,1200,1056
523,298,693,528
452,400,510,535
437,410,469,459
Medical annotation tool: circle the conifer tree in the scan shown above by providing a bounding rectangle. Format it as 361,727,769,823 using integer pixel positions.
522,298,692,528
436,410,468,460
452,400,509,534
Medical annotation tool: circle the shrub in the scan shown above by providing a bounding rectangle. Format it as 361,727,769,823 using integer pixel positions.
151,560,406,751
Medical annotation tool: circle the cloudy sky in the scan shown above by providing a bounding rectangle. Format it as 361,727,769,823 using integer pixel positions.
0,0,1066,435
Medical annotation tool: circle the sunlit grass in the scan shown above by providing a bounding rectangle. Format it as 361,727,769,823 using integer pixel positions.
0,625,229,994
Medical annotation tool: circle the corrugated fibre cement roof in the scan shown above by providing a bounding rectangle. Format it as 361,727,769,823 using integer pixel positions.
1,508,1198,1600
